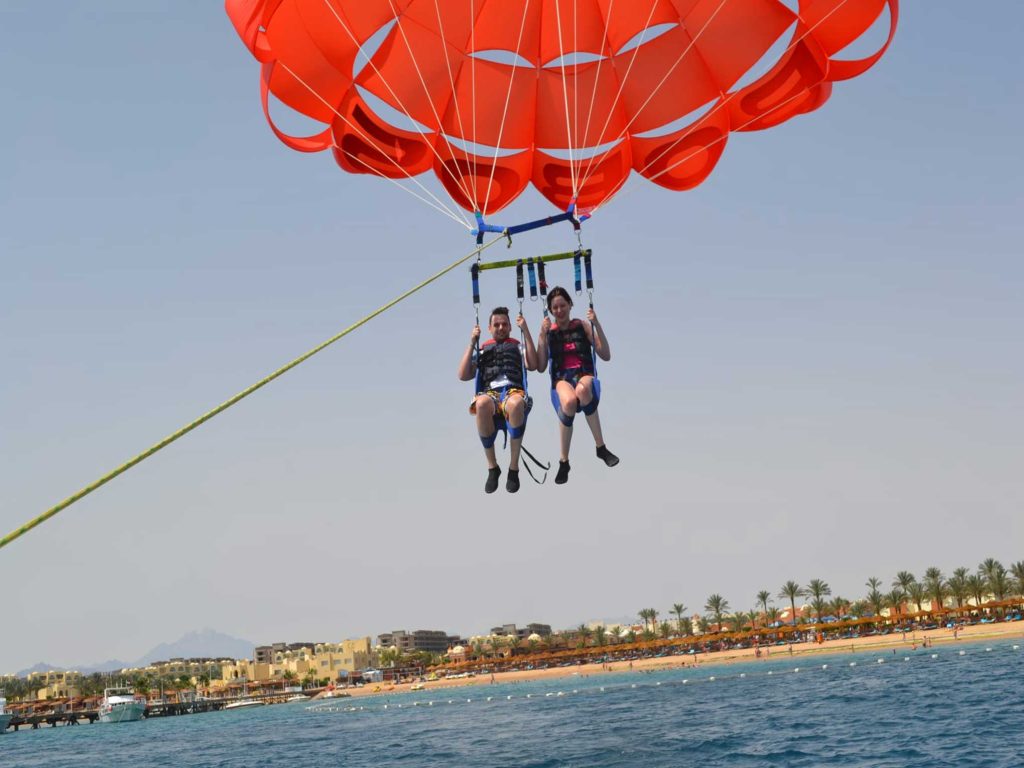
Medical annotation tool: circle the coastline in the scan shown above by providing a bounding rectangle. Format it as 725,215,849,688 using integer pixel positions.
338,621,1024,700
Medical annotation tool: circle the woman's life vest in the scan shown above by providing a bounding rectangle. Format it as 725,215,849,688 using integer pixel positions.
477,338,525,391
548,319,595,382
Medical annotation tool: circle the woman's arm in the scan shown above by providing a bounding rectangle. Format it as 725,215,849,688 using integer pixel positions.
585,308,611,362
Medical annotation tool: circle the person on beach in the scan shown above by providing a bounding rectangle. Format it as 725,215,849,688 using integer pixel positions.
536,287,618,484
458,306,537,493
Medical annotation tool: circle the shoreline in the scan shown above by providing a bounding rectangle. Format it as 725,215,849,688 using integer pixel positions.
335,621,1024,700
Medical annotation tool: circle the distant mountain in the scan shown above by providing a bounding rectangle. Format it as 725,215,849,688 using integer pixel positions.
13,629,255,677
133,628,254,665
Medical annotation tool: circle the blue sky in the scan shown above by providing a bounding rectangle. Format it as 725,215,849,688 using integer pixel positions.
2,2,1022,673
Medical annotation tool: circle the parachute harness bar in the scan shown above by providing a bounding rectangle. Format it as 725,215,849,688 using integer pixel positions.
472,200,590,247
0,234,508,552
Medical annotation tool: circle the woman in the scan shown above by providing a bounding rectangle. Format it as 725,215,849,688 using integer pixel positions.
536,286,619,484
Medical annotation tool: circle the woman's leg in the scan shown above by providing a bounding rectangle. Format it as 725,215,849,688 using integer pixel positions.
575,376,604,446
555,381,577,462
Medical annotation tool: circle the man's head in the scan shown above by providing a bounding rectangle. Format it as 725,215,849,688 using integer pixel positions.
488,307,512,341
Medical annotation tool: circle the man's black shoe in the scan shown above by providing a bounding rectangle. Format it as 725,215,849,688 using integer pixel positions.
554,460,570,485
596,445,619,467
506,469,520,493
485,466,501,494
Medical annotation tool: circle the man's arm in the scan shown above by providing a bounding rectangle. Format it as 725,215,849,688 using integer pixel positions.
517,314,538,371
457,326,481,381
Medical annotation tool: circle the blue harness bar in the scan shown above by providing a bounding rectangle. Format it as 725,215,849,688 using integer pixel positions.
472,201,589,245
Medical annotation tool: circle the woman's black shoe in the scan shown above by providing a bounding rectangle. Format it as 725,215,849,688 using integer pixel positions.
554,460,571,485
596,445,619,467
506,469,520,493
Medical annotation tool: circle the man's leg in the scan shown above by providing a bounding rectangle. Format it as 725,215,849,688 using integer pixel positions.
504,394,525,493
474,395,501,493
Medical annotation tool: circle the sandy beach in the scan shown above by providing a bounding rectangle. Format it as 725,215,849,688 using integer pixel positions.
334,621,1024,701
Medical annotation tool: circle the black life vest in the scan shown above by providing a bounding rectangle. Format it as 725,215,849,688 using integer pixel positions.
548,319,594,381
477,338,525,391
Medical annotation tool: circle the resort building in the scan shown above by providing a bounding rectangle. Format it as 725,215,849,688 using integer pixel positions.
218,638,375,685
26,670,82,700
490,623,552,640
377,630,463,654
118,657,233,682
254,642,316,665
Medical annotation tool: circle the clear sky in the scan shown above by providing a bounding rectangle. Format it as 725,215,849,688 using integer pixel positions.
2,2,1022,674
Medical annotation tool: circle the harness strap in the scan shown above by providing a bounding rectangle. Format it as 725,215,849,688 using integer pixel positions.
519,444,550,484
573,251,583,295
527,260,538,300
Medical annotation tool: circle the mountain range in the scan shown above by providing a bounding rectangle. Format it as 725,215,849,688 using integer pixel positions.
15,628,255,677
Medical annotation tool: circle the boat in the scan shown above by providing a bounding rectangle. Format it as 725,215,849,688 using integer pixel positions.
1,691,13,734
98,686,147,723
224,698,265,710
225,680,264,710
285,694,310,703
410,682,426,691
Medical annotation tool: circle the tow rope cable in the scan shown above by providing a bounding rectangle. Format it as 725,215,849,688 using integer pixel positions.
0,235,507,552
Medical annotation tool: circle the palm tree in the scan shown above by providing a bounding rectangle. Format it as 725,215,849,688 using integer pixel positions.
979,558,1004,584
765,606,782,626
923,567,947,611
988,566,1012,602
866,587,885,617
866,576,882,592
805,580,832,619
659,621,672,639
1011,561,1024,597
756,590,772,617
637,609,651,633
746,610,760,630
670,603,688,635
809,597,828,621
906,581,927,614
829,596,850,618
965,574,988,606
779,581,804,625
575,624,592,649
885,588,905,621
696,616,710,634
893,571,916,594
947,567,970,608
704,594,730,632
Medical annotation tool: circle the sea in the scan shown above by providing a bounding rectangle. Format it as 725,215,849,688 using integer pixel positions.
4,640,1022,768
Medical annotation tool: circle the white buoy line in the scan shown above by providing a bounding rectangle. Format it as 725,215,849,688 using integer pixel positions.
305,643,1024,716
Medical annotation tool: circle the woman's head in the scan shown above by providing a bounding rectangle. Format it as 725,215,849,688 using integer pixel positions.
547,286,573,323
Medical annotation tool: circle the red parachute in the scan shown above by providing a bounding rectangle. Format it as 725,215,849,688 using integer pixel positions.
226,0,897,215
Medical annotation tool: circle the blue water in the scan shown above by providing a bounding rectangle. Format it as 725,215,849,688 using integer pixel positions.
4,642,1022,768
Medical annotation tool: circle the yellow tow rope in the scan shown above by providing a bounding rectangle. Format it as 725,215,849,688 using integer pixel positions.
0,236,504,551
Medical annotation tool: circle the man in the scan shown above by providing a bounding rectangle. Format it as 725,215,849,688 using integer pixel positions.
458,307,538,493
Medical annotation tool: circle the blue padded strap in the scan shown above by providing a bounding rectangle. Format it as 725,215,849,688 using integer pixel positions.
550,388,575,427
508,423,525,440
581,378,601,415
480,430,497,449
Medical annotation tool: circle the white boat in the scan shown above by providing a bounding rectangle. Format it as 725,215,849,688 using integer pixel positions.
225,680,264,710
98,686,147,723
224,698,265,710
1,692,13,734
285,694,310,703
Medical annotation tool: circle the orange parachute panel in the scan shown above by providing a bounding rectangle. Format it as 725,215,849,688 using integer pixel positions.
227,0,898,213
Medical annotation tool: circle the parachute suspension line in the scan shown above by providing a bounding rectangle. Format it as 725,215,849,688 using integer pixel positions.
578,0,617,184
576,0,666,193
470,0,478,192
387,0,479,209
634,0,858,183
481,0,534,217
553,0,579,198
432,0,475,204
578,0,729,194
0,234,508,553
333,141,471,229
317,1,475,217
276,61,470,230
586,0,860,215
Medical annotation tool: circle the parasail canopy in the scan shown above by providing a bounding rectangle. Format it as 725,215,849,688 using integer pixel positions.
226,0,898,217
